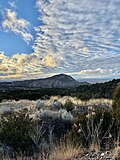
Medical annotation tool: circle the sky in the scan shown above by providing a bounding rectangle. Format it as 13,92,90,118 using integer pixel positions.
0,0,120,81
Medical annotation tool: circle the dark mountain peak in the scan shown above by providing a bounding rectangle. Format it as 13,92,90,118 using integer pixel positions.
49,74,75,81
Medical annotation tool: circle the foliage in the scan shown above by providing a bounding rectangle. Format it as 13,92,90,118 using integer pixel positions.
0,82,120,159
78,93,90,101
0,78,119,102
66,109,114,150
35,112,72,141
47,138,81,160
112,84,120,144
63,99,74,112
0,111,35,155
35,109,73,121
76,79,120,99
112,84,120,111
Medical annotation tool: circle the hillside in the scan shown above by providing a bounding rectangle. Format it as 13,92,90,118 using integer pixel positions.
76,78,120,99
0,78,120,101
0,74,89,91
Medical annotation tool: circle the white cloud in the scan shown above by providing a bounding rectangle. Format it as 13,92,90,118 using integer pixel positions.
2,9,33,43
33,0,120,78
1,0,120,80
41,54,57,68
0,51,60,80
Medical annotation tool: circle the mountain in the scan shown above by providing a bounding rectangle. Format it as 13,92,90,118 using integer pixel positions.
0,76,119,101
0,74,89,91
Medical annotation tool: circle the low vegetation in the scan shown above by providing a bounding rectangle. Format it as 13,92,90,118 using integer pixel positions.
0,84,120,159
0,78,120,102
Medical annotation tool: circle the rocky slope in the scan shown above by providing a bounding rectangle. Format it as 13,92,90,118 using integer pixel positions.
0,74,89,90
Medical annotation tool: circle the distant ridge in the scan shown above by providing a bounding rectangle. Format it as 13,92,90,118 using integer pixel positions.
0,74,89,91
76,78,120,99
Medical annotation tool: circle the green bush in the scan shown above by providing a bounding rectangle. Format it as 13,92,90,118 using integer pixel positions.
63,99,74,112
79,93,90,101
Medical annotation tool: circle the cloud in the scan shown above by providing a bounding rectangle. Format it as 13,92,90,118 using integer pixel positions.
2,9,33,43
33,0,120,78
70,68,116,78
0,51,60,80
1,0,120,80
41,54,57,68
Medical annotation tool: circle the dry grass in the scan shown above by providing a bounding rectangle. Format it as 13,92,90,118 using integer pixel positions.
45,140,83,160
1,139,84,160
112,146,120,159
89,143,100,153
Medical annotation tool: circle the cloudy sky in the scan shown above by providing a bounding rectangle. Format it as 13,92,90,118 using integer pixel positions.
0,0,120,81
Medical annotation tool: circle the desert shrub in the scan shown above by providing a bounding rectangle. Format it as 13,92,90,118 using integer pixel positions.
28,109,73,157
33,109,73,147
63,99,74,112
113,84,120,111
66,113,87,147
36,100,46,110
93,110,114,149
47,138,82,160
79,93,90,101
66,109,114,150
112,84,120,144
0,111,35,156
35,109,73,121
112,146,120,159
35,113,72,142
